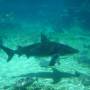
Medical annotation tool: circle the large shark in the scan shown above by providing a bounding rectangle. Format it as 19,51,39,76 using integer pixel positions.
0,33,79,66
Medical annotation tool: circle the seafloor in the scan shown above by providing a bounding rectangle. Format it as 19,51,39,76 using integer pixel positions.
0,21,90,90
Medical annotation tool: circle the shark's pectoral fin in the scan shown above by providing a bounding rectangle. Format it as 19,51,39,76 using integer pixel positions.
25,54,31,58
52,68,61,83
49,54,59,66
52,78,61,84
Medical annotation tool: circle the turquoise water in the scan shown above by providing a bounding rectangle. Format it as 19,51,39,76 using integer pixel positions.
0,0,90,90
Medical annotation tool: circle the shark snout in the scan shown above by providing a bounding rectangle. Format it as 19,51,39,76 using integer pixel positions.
71,48,79,54
74,48,79,53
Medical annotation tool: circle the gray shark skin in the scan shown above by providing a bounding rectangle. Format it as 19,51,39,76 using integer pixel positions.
12,68,80,84
0,33,79,66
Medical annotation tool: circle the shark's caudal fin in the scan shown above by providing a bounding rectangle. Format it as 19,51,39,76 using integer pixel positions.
0,39,15,62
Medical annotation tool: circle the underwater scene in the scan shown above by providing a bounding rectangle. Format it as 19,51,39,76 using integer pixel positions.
0,0,90,90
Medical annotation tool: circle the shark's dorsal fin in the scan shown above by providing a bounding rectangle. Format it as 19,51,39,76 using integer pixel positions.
41,33,50,43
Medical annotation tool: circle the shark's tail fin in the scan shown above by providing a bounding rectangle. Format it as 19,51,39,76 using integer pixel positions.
0,38,15,62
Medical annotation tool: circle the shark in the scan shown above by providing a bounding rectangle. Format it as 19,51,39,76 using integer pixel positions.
0,33,79,66
12,68,80,84
3,68,80,90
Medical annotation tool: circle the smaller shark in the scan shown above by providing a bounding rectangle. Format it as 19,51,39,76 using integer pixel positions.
12,68,80,84
2,69,82,90
0,33,79,66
